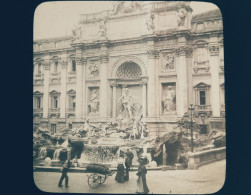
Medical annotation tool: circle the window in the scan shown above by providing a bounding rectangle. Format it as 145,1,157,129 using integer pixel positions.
37,63,42,75
51,124,56,134
199,91,206,105
67,90,76,110
52,96,58,108
69,124,72,129
35,96,42,108
194,82,211,109
72,60,76,72
69,96,76,108
54,61,58,73
196,48,207,63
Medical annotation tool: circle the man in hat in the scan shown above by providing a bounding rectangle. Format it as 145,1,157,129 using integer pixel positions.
136,156,149,194
58,160,71,187
125,149,134,181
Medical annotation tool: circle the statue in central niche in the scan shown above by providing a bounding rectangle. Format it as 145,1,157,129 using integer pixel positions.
118,88,133,118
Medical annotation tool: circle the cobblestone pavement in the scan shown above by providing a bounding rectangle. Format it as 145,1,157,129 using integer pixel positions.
34,160,225,194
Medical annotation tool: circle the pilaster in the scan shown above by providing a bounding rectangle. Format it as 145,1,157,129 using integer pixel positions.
42,60,51,118
60,58,68,118
209,44,221,117
99,53,109,117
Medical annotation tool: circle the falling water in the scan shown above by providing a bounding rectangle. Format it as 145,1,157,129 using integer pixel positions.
56,141,59,147
61,140,68,148
53,148,62,160
38,147,47,158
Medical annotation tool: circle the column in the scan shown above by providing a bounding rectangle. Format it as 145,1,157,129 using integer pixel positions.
140,82,147,117
42,60,50,118
111,84,118,118
60,58,68,118
99,54,109,117
75,56,83,119
209,44,221,117
82,58,87,118
176,46,191,117
147,49,159,117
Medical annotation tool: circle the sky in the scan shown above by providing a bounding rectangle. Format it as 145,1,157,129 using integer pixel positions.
34,1,219,40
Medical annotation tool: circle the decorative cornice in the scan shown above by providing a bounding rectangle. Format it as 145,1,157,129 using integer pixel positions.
147,50,159,59
209,45,219,56
99,54,109,63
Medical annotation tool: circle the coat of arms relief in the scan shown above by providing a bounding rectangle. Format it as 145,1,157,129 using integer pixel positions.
161,53,175,72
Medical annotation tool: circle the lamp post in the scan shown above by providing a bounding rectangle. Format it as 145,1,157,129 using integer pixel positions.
188,104,195,152
178,104,195,152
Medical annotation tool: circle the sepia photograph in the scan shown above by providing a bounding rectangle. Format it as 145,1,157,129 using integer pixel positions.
33,1,226,194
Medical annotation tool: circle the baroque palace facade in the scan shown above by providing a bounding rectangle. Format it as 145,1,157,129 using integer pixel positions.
33,1,225,136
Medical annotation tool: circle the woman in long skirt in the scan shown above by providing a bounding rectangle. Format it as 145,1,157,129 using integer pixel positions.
136,157,149,194
115,158,125,183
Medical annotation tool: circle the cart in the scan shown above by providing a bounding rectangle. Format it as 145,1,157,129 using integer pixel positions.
86,163,115,189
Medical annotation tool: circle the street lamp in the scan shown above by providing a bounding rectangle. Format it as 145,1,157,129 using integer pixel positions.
178,104,196,152
188,104,195,152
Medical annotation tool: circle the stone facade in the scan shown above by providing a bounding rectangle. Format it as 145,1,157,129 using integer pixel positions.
33,2,225,135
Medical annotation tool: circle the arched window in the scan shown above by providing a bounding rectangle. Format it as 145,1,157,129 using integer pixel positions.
116,62,142,79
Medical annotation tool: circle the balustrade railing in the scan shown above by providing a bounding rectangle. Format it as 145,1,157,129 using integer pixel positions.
66,108,75,112
195,105,211,111
49,108,60,113
33,108,43,113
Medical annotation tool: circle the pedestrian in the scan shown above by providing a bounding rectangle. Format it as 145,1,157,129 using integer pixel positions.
58,160,71,188
115,157,125,183
125,149,134,181
136,156,149,194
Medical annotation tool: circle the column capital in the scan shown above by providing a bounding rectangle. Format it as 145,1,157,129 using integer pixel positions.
76,56,87,65
99,54,109,63
121,84,127,88
140,82,147,86
111,83,118,88
175,46,193,57
43,60,51,70
147,49,159,59
60,58,68,69
209,45,219,56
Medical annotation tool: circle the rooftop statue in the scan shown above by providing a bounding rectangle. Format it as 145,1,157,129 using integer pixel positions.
177,7,187,28
72,25,82,42
146,14,155,34
111,1,143,15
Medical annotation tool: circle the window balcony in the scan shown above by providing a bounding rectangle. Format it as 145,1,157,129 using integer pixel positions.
221,104,225,117
66,107,75,112
49,108,60,113
195,104,212,116
33,108,43,118
49,108,60,118
33,108,43,113
66,107,75,117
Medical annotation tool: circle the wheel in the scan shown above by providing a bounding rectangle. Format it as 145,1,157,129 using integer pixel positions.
98,174,107,184
88,173,101,189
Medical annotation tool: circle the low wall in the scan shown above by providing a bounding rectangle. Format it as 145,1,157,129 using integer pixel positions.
188,147,226,169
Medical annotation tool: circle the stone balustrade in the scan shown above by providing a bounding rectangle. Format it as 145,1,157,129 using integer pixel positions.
188,147,226,169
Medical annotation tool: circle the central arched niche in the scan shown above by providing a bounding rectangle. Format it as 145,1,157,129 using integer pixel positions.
111,56,147,78
116,62,142,79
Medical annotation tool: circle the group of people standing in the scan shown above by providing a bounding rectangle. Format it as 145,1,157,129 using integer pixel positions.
115,149,149,194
